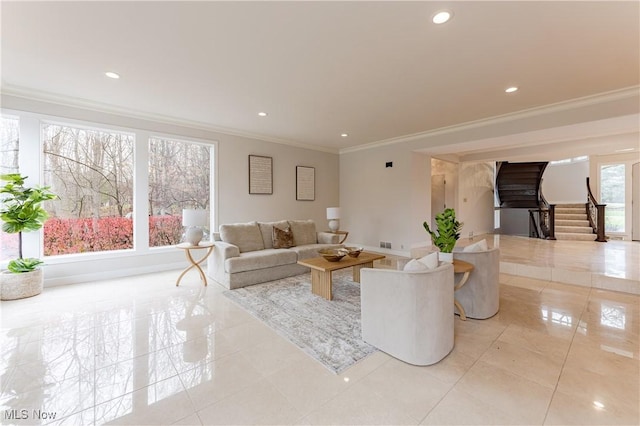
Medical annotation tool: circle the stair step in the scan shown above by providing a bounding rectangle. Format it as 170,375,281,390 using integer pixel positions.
555,213,588,220
556,226,593,234
556,219,590,227
555,208,586,214
555,203,585,208
555,232,597,241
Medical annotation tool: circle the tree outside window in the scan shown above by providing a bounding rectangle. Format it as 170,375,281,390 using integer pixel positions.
148,137,210,247
0,116,20,261
42,124,134,255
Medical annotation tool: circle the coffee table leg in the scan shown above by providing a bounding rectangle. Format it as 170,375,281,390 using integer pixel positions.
311,269,332,300
352,262,373,283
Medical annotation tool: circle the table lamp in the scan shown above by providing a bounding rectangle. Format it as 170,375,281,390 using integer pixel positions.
327,207,341,232
182,209,208,245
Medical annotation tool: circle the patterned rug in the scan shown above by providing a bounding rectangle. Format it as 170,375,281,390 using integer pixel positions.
223,270,376,374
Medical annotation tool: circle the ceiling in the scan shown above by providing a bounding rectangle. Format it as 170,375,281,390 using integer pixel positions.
1,1,639,154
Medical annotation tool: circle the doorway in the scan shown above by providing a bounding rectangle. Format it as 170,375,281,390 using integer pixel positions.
431,174,446,231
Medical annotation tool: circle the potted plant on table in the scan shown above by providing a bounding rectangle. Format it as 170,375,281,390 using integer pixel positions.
423,208,463,263
1,174,57,300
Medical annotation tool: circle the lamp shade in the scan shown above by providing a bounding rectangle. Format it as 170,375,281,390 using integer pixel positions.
182,209,208,227
326,207,341,220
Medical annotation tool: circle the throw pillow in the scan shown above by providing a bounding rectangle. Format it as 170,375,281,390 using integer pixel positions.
463,240,489,252
219,221,265,253
418,252,439,269
403,259,430,271
258,220,289,249
272,225,295,249
288,220,317,246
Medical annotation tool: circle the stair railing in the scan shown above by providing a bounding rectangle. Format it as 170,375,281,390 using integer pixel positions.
537,184,556,240
586,177,607,242
528,209,541,238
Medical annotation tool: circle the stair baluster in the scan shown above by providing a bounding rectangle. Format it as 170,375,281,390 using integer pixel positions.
586,177,607,242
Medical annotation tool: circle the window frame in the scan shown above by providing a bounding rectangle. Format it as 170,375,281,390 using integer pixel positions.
0,108,218,269
147,133,214,249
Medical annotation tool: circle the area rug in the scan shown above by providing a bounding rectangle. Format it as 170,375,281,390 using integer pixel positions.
223,271,376,374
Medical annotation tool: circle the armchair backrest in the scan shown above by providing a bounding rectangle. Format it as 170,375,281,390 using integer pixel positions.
452,247,500,319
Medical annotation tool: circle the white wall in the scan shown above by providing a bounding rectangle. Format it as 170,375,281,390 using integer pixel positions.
542,160,589,203
2,95,339,285
339,146,431,254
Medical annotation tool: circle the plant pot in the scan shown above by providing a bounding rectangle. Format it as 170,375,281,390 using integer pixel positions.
1,268,44,300
438,252,453,263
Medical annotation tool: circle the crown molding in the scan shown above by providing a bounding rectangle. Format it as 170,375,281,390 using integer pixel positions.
340,86,640,155
0,84,339,155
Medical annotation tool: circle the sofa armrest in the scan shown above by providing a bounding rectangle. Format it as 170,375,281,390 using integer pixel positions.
215,241,240,259
317,232,340,244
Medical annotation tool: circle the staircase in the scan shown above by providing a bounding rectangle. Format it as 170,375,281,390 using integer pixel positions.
496,161,548,208
555,203,596,241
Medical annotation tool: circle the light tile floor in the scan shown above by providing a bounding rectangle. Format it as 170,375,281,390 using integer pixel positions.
1,257,639,425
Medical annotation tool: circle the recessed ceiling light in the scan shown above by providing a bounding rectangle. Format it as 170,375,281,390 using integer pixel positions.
593,401,605,410
258,112,268,117
432,10,453,24
105,71,120,79
341,133,348,137
615,148,634,152
505,86,519,93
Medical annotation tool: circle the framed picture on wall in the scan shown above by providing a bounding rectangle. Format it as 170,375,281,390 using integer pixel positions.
296,166,315,201
249,155,273,194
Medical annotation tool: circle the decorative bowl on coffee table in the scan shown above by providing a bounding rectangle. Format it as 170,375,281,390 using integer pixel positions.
318,248,348,262
345,247,363,257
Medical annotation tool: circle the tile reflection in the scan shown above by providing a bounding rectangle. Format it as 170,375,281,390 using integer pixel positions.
600,303,626,330
541,306,573,327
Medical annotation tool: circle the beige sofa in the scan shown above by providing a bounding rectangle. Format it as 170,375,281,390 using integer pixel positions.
206,220,342,289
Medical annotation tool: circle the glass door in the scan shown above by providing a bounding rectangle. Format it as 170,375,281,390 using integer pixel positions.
600,164,625,233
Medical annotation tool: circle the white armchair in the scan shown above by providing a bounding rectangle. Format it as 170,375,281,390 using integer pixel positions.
452,247,500,319
360,263,454,366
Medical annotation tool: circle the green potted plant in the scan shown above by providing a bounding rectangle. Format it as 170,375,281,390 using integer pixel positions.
1,174,57,300
423,208,463,263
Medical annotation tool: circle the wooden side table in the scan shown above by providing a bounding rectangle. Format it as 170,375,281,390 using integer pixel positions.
327,230,349,244
452,259,474,321
176,242,215,286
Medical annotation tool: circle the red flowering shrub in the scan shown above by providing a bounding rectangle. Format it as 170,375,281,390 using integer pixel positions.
43,215,183,255
44,217,133,255
149,215,183,247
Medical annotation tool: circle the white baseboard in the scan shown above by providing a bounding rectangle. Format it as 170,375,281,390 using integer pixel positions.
44,261,187,287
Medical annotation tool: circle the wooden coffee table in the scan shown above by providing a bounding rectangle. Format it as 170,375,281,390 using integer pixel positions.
297,251,385,300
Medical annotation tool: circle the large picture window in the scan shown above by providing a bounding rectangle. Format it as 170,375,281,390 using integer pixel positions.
148,137,210,247
42,124,135,255
0,116,20,261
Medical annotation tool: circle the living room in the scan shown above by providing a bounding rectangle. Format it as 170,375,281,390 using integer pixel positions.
1,1,639,425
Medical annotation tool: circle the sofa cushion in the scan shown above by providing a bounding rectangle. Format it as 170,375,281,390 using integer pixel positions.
403,259,430,271
273,225,295,249
225,249,298,273
463,239,489,252
258,220,290,249
418,252,439,269
219,221,264,253
288,220,317,246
